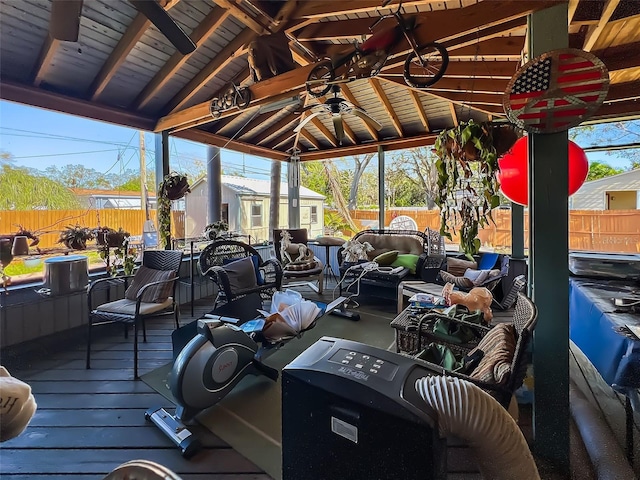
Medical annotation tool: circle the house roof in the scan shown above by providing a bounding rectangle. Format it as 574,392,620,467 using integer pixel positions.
192,175,325,199
2,1,640,161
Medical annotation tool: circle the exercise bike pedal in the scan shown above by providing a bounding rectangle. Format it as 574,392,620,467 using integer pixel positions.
330,307,360,321
145,407,201,458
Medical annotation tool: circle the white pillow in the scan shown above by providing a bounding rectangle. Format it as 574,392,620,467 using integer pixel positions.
463,268,491,285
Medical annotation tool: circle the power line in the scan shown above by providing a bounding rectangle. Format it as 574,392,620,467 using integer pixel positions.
11,149,121,159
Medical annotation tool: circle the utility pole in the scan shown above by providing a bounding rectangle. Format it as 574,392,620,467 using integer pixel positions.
139,131,149,219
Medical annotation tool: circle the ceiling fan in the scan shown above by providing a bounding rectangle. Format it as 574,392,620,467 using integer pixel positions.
49,0,196,55
293,86,383,146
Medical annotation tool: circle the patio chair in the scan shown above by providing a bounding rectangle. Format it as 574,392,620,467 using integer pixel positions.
198,239,283,309
273,228,324,294
86,250,183,379
493,274,526,311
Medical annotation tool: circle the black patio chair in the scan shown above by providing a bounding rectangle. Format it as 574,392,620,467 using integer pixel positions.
86,249,183,379
273,228,324,294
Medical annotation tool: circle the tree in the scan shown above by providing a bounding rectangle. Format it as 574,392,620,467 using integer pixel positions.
389,147,439,208
0,165,81,210
347,153,374,209
572,120,640,170
587,161,623,180
301,161,331,202
43,164,139,190
0,151,15,165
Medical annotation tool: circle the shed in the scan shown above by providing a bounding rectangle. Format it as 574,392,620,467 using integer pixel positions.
571,169,640,210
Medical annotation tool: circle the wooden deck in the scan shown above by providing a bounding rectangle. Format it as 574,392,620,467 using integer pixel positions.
0,283,567,479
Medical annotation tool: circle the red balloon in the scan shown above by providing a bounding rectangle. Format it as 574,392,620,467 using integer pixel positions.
496,137,589,206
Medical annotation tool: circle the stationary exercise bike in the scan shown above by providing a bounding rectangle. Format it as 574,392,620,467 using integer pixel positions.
146,294,346,458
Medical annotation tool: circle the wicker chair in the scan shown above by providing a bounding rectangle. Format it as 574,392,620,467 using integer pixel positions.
198,239,282,308
273,228,324,294
86,250,183,379
493,274,526,311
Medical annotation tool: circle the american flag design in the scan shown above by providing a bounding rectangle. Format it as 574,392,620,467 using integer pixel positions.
503,49,609,134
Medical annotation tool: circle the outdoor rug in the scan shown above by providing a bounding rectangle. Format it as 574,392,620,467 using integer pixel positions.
141,308,396,480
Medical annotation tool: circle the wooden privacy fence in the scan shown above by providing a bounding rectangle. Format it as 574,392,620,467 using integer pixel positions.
348,209,640,253
0,209,185,250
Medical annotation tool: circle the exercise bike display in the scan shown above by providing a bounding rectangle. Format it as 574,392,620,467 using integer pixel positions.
146,294,347,458
306,0,448,98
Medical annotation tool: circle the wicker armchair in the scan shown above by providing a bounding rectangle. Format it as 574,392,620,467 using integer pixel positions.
198,239,282,308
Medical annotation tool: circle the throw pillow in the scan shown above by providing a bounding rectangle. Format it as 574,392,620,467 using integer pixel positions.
223,255,264,285
367,248,391,261
463,268,491,286
439,270,473,288
374,250,399,266
391,254,420,274
447,258,478,277
125,265,175,303
468,323,517,386
222,256,258,292
478,253,500,270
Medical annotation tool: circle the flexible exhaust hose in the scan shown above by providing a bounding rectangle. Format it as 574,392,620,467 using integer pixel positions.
415,376,540,480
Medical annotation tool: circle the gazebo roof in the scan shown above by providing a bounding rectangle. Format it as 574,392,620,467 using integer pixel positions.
1,0,639,161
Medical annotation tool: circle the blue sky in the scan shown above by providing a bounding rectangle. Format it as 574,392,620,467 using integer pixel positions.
0,100,276,179
0,99,634,175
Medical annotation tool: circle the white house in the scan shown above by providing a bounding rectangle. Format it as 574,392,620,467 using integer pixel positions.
185,175,325,242
570,169,640,210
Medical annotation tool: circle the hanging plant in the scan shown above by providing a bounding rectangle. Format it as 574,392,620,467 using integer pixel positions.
434,120,519,259
158,173,190,249
203,221,229,240
57,224,95,250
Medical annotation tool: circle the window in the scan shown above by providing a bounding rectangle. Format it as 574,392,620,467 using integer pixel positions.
311,205,318,223
251,204,262,227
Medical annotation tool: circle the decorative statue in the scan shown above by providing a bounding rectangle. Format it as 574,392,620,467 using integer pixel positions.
280,230,313,264
341,239,374,263
442,282,494,322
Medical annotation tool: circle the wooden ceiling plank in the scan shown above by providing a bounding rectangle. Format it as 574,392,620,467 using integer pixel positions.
425,89,506,116
298,133,439,161
0,80,156,131
174,128,289,161
295,1,437,19
342,120,359,145
605,81,640,102
251,113,298,145
449,103,459,126
378,75,508,94
268,130,297,150
382,60,519,79
409,90,430,132
31,36,60,87
369,78,403,137
132,7,231,110
568,0,580,24
340,84,379,141
232,111,275,138
594,41,640,72
300,129,321,150
310,117,338,147
583,0,621,51
165,28,256,114
214,0,269,34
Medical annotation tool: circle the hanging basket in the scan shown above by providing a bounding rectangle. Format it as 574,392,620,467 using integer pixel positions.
163,176,190,200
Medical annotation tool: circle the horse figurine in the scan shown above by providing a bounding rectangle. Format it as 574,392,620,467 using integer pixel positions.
280,230,313,264
442,282,494,322
341,239,374,263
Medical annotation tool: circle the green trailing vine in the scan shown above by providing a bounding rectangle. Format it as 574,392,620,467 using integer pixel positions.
434,120,505,259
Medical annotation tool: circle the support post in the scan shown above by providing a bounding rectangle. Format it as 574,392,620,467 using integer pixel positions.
378,145,385,230
288,159,300,229
155,131,170,249
528,4,570,474
207,146,221,224
270,160,282,240
511,203,525,259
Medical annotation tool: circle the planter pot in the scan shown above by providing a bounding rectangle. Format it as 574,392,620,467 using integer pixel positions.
165,178,190,200
107,233,127,248
65,238,87,250
0,238,13,267
23,256,42,268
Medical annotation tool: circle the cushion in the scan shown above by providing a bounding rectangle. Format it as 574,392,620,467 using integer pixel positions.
96,297,173,315
358,234,423,255
224,255,263,285
125,266,175,303
439,270,473,288
222,256,258,291
315,236,344,246
284,259,318,271
468,324,517,385
391,254,420,274
478,253,500,270
447,258,478,277
367,248,392,261
374,250,399,266
463,268,491,285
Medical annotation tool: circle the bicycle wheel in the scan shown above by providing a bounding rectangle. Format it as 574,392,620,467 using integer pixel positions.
404,42,449,88
306,61,334,98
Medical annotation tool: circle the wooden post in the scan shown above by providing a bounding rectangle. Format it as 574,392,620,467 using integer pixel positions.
378,145,385,231
207,146,222,224
287,158,300,229
269,160,282,240
155,131,170,249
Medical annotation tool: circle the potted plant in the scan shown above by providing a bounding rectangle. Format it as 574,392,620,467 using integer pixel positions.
57,224,95,250
102,238,137,277
158,172,190,248
433,120,519,259
203,221,229,240
95,227,130,247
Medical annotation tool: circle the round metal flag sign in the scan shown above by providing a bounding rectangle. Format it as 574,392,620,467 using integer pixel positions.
503,48,609,134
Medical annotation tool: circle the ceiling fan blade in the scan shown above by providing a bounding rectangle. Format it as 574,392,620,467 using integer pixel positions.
295,104,321,115
351,107,383,131
333,116,345,146
130,0,196,55
50,0,84,42
294,111,323,133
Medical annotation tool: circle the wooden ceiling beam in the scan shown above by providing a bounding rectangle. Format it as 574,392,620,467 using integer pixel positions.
583,0,621,52
155,64,315,132
132,7,231,110
592,99,640,120
213,0,270,34
251,113,298,145
174,128,289,161
605,81,640,102
341,120,359,145
232,111,275,139
594,42,640,72
268,130,297,150
381,60,519,79
568,0,580,24
88,0,180,101
311,117,338,147
300,129,321,150
409,90,430,132
449,103,459,127
31,37,60,87
446,37,524,58
298,133,439,162
340,84,379,141
165,28,256,114
294,1,438,19
378,75,508,94
0,80,155,131
369,78,403,137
